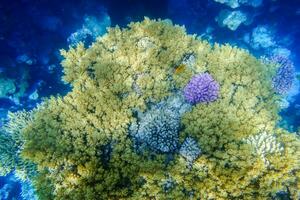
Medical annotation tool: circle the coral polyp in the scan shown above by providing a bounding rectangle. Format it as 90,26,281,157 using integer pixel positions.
2,18,299,200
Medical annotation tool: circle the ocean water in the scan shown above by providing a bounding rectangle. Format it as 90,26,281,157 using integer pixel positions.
0,0,299,199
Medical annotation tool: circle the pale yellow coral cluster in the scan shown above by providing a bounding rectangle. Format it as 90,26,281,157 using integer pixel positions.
13,18,300,200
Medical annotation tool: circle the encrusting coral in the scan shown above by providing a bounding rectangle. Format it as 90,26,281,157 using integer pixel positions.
2,18,299,199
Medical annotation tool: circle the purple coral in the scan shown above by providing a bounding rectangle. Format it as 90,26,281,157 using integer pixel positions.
271,56,295,94
184,73,220,104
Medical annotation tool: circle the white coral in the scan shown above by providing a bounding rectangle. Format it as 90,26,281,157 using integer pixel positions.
243,132,284,166
137,37,155,50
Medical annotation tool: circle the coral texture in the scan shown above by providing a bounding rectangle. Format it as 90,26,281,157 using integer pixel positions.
183,72,220,104
271,55,295,94
3,18,298,200
130,106,180,153
243,131,284,166
179,137,201,163
0,110,37,180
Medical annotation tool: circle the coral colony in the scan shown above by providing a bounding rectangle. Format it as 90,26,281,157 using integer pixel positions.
0,18,299,200
184,73,220,104
271,55,295,95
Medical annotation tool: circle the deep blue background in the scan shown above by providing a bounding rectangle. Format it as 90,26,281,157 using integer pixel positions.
0,0,300,199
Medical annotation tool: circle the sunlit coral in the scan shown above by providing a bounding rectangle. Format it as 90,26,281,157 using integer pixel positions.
9,18,299,200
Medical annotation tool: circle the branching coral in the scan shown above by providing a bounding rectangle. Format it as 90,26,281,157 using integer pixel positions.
271,55,295,94
0,110,37,180
179,137,201,165
183,72,220,104
130,106,180,153
10,18,300,200
243,131,284,166
130,92,191,154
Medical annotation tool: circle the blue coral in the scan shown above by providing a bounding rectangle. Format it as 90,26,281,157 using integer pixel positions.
184,72,220,104
130,107,180,153
179,137,201,163
271,56,295,94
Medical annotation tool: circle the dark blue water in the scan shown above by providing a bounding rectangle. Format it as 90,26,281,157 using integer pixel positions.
0,0,300,199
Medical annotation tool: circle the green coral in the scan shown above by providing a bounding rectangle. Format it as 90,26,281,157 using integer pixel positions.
15,18,300,199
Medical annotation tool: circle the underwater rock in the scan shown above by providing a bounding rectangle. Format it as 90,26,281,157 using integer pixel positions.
216,9,248,31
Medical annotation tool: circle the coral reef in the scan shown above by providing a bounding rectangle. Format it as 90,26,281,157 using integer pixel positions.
184,72,219,104
5,18,299,199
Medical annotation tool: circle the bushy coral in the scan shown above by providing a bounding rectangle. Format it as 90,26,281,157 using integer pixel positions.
0,110,37,180
130,93,192,153
8,18,299,200
184,72,220,104
179,137,201,164
271,55,295,94
243,131,284,166
130,106,180,153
